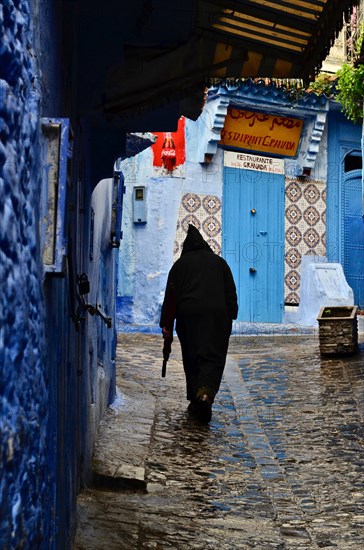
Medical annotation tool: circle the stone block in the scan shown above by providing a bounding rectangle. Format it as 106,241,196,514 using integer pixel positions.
295,258,354,326
317,306,358,355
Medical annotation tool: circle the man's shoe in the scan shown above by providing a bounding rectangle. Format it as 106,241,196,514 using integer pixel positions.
187,401,198,415
196,394,212,423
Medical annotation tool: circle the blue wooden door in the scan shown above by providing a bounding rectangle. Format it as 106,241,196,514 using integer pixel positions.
342,169,364,307
223,167,284,322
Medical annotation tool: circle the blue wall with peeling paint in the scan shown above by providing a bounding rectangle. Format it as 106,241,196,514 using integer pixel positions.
0,0,51,546
1,1,119,548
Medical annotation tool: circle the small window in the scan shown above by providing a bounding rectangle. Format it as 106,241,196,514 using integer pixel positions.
135,188,144,200
344,151,362,172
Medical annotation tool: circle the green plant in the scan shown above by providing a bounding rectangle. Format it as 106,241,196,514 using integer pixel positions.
307,73,336,97
336,63,364,123
336,24,364,124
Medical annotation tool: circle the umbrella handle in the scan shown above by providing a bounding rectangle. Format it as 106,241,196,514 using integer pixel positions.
162,359,167,378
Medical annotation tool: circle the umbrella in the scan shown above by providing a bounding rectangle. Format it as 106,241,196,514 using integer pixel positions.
162,337,172,377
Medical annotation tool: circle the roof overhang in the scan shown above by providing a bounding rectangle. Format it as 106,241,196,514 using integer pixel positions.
69,1,359,129
200,0,357,81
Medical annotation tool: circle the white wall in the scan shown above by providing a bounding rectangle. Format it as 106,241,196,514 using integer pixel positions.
117,118,223,326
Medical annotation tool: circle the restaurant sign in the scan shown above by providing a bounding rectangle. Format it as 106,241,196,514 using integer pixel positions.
224,151,284,174
220,108,303,157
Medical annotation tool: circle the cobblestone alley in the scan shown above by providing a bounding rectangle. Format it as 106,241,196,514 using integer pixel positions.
75,333,364,549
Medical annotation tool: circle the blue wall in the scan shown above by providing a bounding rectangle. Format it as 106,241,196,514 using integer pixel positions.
327,106,363,306
0,0,51,546
1,1,120,548
327,107,362,262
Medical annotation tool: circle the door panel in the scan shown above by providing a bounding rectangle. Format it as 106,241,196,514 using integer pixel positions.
343,169,364,307
223,166,284,322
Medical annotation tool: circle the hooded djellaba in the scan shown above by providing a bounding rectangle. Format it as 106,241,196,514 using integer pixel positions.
160,224,238,423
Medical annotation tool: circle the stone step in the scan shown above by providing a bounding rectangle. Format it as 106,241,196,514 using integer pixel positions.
92,380,156,491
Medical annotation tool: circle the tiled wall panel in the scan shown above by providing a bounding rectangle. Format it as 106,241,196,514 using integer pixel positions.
284,179,326,304
174,193,222,260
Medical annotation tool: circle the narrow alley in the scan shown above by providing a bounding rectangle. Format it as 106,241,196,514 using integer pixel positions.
75,333,364,549
4,2,364,547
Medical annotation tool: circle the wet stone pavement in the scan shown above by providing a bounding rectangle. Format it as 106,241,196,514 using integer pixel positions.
75,333,364,549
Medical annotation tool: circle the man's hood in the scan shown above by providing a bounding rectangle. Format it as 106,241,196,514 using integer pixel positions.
181,224,213,256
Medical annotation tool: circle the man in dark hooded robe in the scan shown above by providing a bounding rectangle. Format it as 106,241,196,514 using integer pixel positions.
160,224,238,422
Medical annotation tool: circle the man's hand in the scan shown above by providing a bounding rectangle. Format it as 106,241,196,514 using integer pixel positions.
162,327,173,345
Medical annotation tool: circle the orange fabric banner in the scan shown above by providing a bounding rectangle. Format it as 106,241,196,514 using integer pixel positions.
220,108,303,157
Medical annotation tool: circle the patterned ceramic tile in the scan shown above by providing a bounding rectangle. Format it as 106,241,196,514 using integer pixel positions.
202,195,221,215
202,216,221,238
285,247,301,269
182,193,201,213
180,213,201,232
285,269,300,291
303,205,320,226
303,184,320,204
285,178,326,304
285,204,302,224
174,193,222,262
286,181,302,203
286,226,302,247
303,227,320,248
286,291,300,304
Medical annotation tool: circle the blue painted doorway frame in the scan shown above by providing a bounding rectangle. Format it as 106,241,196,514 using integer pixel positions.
223,166,285,322
343,168,364,307
327,110,363,307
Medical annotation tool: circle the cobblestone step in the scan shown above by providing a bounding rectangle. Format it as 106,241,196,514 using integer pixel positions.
76,334,364,549
224,357,317,547
92,379,156,490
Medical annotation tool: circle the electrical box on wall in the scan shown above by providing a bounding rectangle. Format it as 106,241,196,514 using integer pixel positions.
133,186,147,223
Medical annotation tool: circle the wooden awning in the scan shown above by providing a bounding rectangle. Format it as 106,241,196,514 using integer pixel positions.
203,0,357,80
71,0,359,126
